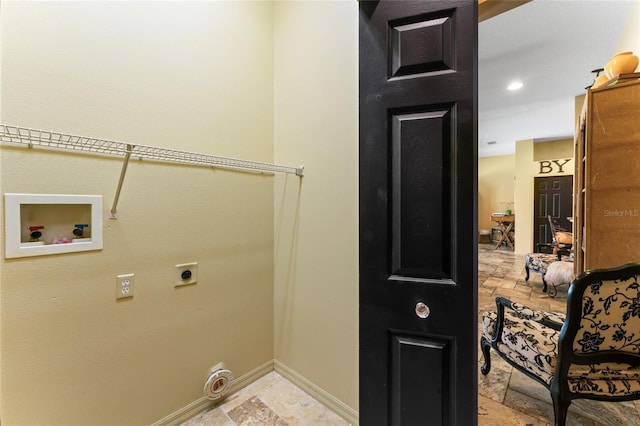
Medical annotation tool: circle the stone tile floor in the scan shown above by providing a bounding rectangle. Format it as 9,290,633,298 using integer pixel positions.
182,371,348,426
184,244,640,425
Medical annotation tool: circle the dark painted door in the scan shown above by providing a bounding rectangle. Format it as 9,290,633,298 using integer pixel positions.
533,175,573,252
359,1,478,425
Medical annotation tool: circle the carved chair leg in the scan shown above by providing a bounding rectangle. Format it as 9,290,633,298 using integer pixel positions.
480,337,492,375
551,387,570,426
525,265,530,281
542,275,548,293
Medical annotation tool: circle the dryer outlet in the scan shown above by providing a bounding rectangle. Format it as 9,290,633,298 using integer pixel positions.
175,262,198,286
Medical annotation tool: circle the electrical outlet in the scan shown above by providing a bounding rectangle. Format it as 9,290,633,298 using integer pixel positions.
175,262,197,287
116,273,135,300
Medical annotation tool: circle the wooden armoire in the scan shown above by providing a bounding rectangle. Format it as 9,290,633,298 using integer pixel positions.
574,79,640,273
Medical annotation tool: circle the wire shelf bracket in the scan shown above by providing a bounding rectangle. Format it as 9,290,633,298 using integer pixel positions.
0,124,304,218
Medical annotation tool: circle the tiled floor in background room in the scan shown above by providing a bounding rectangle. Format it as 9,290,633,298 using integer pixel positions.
184,244,640,425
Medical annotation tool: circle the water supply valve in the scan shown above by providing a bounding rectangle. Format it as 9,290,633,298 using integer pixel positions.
73,223,89,238
29,225,44,242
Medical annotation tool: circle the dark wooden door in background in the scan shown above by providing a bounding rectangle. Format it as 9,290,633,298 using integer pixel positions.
533,175,573,252
359,1,478,424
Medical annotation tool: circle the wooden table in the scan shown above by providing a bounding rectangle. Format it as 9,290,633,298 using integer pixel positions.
491,214,515,250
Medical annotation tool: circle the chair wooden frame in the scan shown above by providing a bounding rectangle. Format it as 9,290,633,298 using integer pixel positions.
481,263,640,426
548,215,572,257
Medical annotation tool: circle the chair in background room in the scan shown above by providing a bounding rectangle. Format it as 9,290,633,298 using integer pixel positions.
548,215,572,258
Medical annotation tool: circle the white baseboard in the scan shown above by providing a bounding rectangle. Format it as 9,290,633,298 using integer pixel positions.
274,360,359,426
151,360,274,426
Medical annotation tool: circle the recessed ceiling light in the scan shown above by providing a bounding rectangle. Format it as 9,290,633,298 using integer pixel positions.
507,81,523,91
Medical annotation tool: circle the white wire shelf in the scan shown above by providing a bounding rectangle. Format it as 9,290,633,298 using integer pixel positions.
0,124,304,176
0,124,304,218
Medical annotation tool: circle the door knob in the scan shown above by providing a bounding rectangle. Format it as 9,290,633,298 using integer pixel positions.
415,301,430,319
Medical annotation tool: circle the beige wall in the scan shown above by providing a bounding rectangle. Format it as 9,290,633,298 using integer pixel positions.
273,0,359,418
1,2,276,424
533,138,573,161
478,155,515,232
616,1,640,56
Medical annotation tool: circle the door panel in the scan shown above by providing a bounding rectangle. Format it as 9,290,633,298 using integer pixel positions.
390,333,453,425
391,107,453,280
359,1,478,424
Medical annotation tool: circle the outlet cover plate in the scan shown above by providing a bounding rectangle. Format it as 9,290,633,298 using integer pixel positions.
116,273,135,300
175,262,197,287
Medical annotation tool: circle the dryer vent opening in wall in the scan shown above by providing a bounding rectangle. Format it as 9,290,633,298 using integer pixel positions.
203,363,233,400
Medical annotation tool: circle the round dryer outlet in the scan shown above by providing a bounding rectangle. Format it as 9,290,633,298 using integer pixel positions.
204,363,233,400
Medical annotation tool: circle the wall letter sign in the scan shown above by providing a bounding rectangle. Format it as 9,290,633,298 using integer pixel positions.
539,159,571,174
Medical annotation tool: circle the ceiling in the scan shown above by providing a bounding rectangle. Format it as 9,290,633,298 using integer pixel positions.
478,0,635,157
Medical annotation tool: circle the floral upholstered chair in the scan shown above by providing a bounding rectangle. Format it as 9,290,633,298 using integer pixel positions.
481,263,640,426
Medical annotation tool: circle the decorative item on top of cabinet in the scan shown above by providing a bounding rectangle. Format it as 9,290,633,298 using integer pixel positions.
604,51,639,79
573,80,640,275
